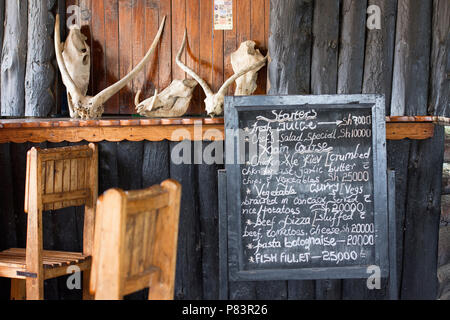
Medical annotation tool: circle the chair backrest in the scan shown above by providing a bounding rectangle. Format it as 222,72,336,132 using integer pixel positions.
91,179,181,300
25,143,98,256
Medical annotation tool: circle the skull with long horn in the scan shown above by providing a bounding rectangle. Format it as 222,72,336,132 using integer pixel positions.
55,15,166,119
176,30,268,117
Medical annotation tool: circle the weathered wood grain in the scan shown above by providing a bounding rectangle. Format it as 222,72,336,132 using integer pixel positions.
311,0,339,95
268,0,313,95
1,0,28,116
170,141,203,300
391,0,432,116
337,0,367,94
401,129,444,299
310,0,341,300
363,0,398,115
197,142,222,300
428,0,449,117
25,0,56,117
266,0,315,301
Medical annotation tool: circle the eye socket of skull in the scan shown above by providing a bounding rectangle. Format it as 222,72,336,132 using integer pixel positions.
70,29,89,53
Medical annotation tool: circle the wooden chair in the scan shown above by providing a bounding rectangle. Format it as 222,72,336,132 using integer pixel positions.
0,144,98,300
90,180,181,300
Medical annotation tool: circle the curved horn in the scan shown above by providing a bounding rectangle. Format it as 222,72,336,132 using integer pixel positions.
176,30,213,97
54,14,83,97
218,55,268,97
135,90,142,107
92,16,167,106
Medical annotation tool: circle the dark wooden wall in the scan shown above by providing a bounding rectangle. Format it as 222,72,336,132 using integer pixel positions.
65,0,270,115
0,0,449,300
264,0,448,300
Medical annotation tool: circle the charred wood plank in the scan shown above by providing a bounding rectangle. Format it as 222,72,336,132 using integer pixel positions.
268,0,313,95
363,0,398,115
428,0,449,117
338,0,368,94
170,141,203,300
391,0,432,116
311,0,342,300
266,0,315,300
197,142,223,300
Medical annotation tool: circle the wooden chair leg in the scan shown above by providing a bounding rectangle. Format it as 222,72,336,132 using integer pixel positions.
26,277,44,300
10,279,26,300
83,270,93,300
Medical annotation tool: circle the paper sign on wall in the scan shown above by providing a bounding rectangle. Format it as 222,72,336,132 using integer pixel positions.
214,0,233,30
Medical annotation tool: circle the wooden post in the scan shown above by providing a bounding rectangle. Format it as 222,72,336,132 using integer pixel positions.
1,0,28,117
311,0,341,300
25,0,56,117
428,0,449,117
338,0,368,94
266,0,314,300
391,0,432,116
268,0,313,95
363,0,398,115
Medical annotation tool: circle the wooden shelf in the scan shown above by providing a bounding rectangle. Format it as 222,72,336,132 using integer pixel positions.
0,117,225,143
0,116,440,143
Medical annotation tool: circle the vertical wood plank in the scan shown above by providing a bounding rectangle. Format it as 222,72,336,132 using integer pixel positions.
268,0,313,95
25,148,44,300
170,141,202,300
429,0,449,117
223,0,238,97
267,0,314,300
104,0,120,114
251,0,266,95
196,143,222,300
185,0,201,114
78,0,93,95
390,0,432,116
25,0,56,117
54,160,64,210
311,0,342,300
159,0,173,91
70,158,78,206
237,0,251,44
91,0,106,101
363,0,398,116
311,0,340,95
198,0,213,114
143,1,160,101
132,0,146,107
337,0,368,94
45,161,55,211
172,0,186,82
1,0,28,116
118,0,133,114
62,159,71,208
212,0,225,97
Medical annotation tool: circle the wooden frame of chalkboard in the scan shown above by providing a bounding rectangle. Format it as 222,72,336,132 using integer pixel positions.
223,94,389,282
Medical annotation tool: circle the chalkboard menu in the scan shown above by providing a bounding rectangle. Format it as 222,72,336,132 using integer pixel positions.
224,95,388,281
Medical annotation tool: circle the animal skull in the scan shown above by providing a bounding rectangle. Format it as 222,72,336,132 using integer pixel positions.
55,15,166,119
63,26,91,102
135,79,198,118
176,30,268,117
231,41,266,96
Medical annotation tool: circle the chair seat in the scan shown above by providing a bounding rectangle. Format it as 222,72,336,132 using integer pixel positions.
0,248,91,280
